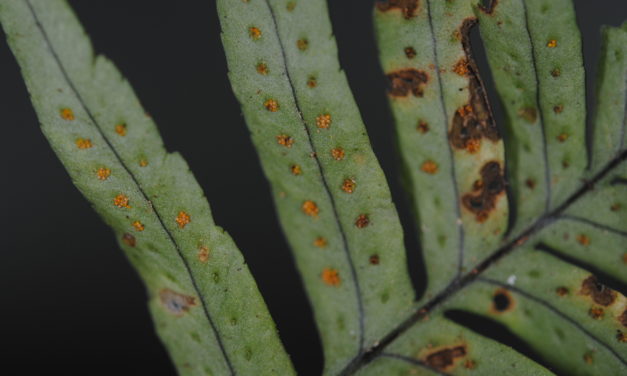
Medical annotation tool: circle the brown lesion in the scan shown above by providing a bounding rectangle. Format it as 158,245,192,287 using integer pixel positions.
448,19,500,154
580,275,617,306
375,0,419,19
423,344,467,372
618,309,627,328
386,69,429,98
462,161,506,222
159,288,197,316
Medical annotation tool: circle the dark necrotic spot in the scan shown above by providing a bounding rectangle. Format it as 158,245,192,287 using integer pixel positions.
493,290,511,312
159,288,197,316
404,46,417,59
462,161,505,222
376,0,419,19
386,69,428,97
425,345,467,371
580,275,617,306
478,0,498,14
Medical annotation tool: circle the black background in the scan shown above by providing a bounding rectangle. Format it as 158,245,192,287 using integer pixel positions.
0,1,624,375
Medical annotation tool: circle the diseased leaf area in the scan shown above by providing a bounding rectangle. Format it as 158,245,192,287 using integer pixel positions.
367,0,627,375
2,0,626,375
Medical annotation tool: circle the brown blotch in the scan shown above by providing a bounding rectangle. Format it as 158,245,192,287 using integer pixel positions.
619,310,627,328
525,178,536,189
448,19,500,153
491,288,515,313
417,120,429,133
122,233,136,247
424,345,467,371
404,47,417,59
553,105,564,114
610,203,621,212
589,306,604,320
557,133,569,142
369,254,380,265
307,76,317,88
355,214,370,228
375,0,419,19
518,107,538,123
583,352,594,364
580,276,616,306
462,161,505,222
616,330,627,343
551,68,561,77
159,288,197,316
115,123,127,136
386,69,428,97
555,286,569,296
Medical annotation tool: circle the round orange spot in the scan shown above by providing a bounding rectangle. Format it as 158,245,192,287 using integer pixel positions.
557,133,568,142
198,246,210,263
176,211,191,228
139,158,149,167
96,167,111,180
132,221,145,231
576,234,590,246
369,254,380,265
553,105,564,114
249,27,262,40
321,268,340,286
341,178,356,193
307,76,317,88
113,194,131,208
115,123,127,136
421,160,438,174
256,62,268,75
264,99,279,112
276,134,294,147
331,147,345,161
316,113,331,129
355,214,369,228
547,39,557,48
297,38,308,51
60,108,75,121
453,58,469,76
290,164,302,175
75,138,92,149
313,237,327,248
302,200,319,217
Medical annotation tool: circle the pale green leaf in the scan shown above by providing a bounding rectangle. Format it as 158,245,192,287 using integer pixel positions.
0,0,293,374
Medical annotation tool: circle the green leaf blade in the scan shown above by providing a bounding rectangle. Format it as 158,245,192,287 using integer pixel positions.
218,0,415,372
0,1,294,374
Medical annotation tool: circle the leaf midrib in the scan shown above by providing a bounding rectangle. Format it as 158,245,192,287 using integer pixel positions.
261,0,366,351
24,1,236,374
